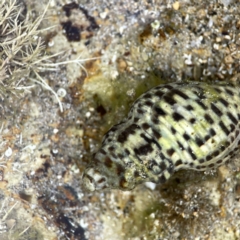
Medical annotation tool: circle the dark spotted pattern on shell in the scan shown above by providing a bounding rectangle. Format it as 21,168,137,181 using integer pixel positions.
83,81,240,191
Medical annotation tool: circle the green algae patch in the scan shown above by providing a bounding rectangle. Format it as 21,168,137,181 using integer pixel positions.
82,71,166,132
122,200,167,239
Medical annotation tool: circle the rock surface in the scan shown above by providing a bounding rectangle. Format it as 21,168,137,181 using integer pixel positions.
0,0,240,239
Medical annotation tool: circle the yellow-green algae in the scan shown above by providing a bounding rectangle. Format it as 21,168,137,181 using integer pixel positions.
82,71,167,133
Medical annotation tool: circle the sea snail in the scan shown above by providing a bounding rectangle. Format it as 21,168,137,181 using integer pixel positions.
82,81,240,191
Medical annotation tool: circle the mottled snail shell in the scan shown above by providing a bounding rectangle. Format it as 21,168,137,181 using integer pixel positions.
82,81,240,191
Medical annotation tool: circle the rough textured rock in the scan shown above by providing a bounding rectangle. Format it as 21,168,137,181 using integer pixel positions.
0,0,240,239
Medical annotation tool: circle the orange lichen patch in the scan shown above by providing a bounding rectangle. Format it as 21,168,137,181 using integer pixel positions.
96,18,111,27
48,122,61,129
80,72,103,91
220,206,227,218
84,57,102,75
12,126,21,135
57,186,78,201
51,134,60,143
89,194,101,203
1,123,21,141
68,56,102,105
0,138,9,147
192,48,212,57
30,134,44,145
80,31,94,39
